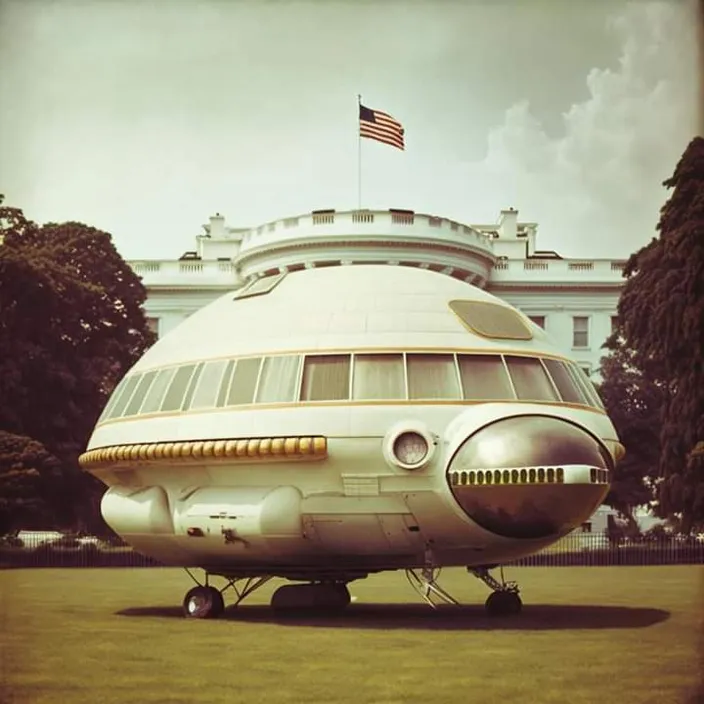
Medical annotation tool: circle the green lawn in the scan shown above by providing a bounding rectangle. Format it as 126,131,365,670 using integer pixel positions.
1,566,702,704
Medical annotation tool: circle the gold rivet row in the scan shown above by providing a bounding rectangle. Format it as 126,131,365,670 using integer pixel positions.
78,436,328,468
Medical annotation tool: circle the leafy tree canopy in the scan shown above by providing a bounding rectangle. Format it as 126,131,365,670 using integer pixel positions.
614,136,704,533
0,431,61,534
597,333,663,529
0,196,155,531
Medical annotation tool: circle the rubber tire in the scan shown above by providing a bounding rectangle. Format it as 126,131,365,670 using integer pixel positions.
183,586,225,619
271,583,351,612
485,590,522,617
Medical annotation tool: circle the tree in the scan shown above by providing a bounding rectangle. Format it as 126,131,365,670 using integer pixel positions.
614,136,704,533
0,196,155,531
597,332,663,532
0,431,61,534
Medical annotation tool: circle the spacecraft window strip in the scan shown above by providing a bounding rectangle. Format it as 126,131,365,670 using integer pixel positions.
561,362,592,407
255,355,301,404
500,355,518,399
448,299,533,341
180,362,205,410
583,370,605,409
541,358,584,405
538,357,564,402
96,351,607,420
108,373,143,419
503,356,559,402
457,354,514,401
225,357,262,406
215,360,236,407
160,364,199,412
293,352,307,402
570,362,604,409
122,370,159,417
189,359,229,410
406,353,461,400
352,353,405,400
234,272,287,300
300,354,351,401
452,353,464,399
139,367,177,414
98,375,130,422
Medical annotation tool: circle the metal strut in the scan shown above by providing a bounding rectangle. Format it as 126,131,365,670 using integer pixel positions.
468,566,520,594
183,568,273,607
405,543,460,609
221,576,273,607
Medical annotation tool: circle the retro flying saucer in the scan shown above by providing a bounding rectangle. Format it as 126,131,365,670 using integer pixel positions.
80,264,621,618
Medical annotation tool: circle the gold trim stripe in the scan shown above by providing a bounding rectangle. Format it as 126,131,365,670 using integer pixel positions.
78,436,328,469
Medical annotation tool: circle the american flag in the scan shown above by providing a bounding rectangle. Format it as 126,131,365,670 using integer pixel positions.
359,104,405,150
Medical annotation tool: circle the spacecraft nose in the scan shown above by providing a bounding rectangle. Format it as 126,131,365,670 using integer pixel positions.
446,415,611,540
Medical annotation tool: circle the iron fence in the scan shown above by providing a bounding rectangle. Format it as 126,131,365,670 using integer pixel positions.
1,532,702,569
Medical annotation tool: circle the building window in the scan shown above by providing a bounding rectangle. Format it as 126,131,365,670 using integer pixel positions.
528,315,545,329
146,317,160,339
572,316,589,348
581,522,592,533
611,315,619,334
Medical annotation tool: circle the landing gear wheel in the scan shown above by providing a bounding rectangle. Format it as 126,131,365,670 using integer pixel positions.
271,583,351,613
485,590,522,617
183,585,225,619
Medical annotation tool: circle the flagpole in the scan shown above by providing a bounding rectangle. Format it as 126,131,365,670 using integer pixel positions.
357,94,362,210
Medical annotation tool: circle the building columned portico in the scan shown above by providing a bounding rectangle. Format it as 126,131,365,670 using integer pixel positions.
129,207,626,380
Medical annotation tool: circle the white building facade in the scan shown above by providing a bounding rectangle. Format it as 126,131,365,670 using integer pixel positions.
130,207,625,381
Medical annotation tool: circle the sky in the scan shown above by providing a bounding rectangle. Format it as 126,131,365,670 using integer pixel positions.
0,0,701,260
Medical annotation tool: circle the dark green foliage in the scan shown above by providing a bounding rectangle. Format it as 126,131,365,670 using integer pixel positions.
597,333,663,528
0,196,155,532
611,137,704,533
0,431,61,533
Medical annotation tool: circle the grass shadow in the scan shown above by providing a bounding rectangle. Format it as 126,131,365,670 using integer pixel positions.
117,602,670,630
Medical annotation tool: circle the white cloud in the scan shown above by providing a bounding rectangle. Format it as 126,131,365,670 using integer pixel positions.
466,0,698,258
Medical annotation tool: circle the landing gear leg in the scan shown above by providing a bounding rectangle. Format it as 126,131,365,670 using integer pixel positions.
468,566,522,617
405,543,460,609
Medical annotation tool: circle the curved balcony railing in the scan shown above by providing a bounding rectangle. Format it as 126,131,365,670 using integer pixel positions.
236,208,494,255
230,208,497,286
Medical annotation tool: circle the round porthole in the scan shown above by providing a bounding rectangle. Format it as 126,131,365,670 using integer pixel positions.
383,422,436,471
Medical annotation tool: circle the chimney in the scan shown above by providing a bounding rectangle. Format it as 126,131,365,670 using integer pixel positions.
209,212,226,238
498,207,518,239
